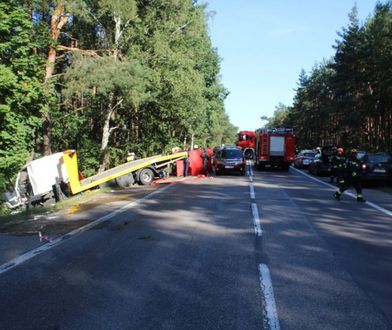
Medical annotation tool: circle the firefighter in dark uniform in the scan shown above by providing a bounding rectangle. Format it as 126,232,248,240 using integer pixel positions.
329,147,339,183
336,147,346,185
333,149,365,202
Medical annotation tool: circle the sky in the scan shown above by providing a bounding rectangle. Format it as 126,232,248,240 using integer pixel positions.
204,0,381,131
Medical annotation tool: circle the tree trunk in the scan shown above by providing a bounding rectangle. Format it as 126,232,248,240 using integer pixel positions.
114,15,122,59
98,96,123,172
191,133,195,150
42,2,69,155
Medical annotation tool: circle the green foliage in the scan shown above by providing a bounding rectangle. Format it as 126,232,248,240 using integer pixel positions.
1,0,236,185
269,2,392,152
52,0,235,170
0,0,45,190
265,103,290,129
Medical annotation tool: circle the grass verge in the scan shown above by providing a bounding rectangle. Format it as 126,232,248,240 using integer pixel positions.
0,187,111,225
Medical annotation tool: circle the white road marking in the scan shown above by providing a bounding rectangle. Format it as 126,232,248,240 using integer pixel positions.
290,166,392,217
250,184,255,199
249,175,253,182
290,166,333,188
259,264,280,330
365,201,392,217
251,203,262,236
0,185,173,275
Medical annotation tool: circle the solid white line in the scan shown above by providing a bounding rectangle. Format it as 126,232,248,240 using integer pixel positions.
290,166,392,217
250,184,255,199
249,175,253,182
259,264,280,330
251,203,262,236
0,185,173,275
290,166,333,189
366,201,392,217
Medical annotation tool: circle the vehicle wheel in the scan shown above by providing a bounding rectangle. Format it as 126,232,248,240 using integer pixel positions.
138,168,154,185
282,164,290,171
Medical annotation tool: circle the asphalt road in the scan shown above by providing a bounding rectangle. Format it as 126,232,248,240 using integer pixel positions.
0,167,391,329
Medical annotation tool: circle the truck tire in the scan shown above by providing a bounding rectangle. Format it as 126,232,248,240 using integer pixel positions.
138,168,154,185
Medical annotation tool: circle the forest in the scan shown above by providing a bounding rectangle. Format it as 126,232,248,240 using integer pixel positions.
0,0,238,192
266,2,392,152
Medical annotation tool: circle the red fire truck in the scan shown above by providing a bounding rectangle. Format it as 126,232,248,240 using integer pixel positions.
254,128,296,171
235,131,256,159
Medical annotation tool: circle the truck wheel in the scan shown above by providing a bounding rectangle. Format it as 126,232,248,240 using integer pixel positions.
138,168,154,185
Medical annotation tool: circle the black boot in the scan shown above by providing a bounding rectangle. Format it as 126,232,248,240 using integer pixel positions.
357,196,366,202
333,191,340,200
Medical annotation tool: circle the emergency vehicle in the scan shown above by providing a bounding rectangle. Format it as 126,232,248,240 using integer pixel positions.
235,131,256,159
254,128,296,170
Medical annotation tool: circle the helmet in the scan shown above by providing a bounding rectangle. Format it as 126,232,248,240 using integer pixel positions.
350,148,357,154
337,147,344,154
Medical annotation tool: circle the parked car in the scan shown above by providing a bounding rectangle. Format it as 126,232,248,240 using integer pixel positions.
360,152,392,182
357,150,367,160
294,150,317,168
214,147,245,175
308,145,334,176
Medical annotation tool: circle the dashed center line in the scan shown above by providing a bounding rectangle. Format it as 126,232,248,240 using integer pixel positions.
259,264,281,330
251,202,262,236
250,184,255,199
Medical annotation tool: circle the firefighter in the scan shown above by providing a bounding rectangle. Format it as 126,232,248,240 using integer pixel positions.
336,147,346,185
333,149,365,202
329,147,339,183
